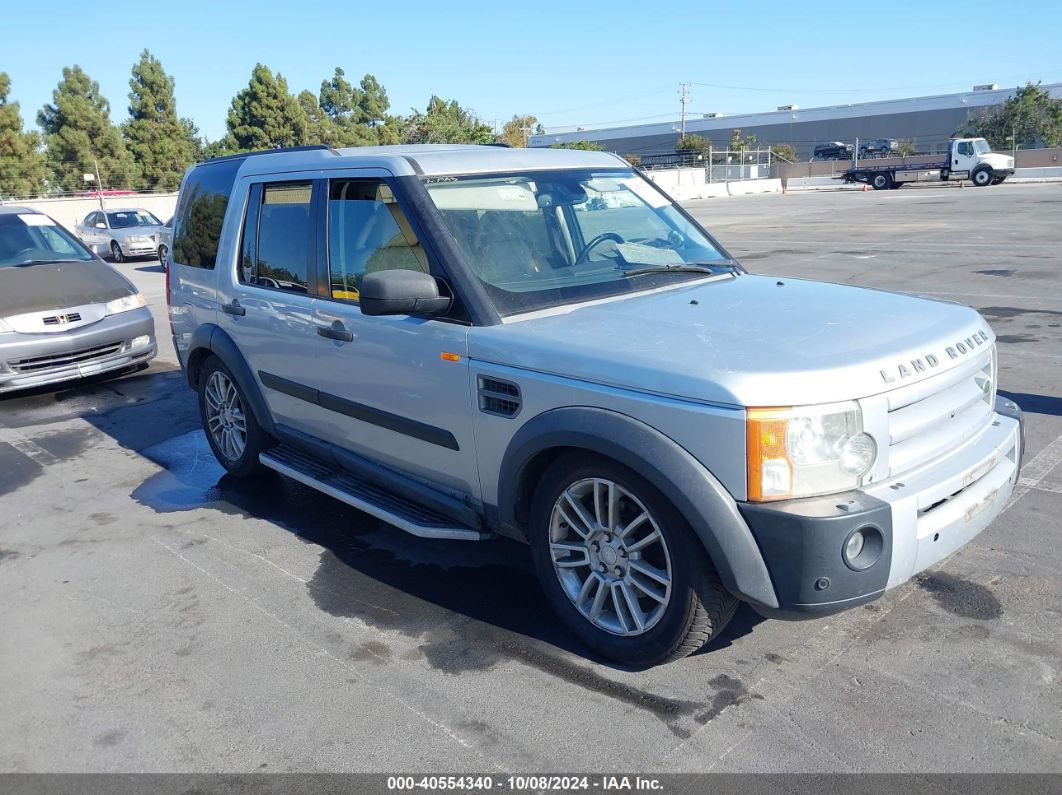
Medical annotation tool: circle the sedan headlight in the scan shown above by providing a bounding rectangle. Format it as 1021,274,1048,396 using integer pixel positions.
105,293,147,315
747,401,877,501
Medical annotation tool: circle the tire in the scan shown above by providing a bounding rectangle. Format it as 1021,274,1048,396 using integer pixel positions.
110,240,124,263
871,172,892,190
889,182,903,189
991,177,1005,185
158,244,169,270
972,167,993,187
197,356,271,477
528,452,738,667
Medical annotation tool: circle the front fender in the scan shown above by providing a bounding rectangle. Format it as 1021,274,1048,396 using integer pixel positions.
498,406,778,609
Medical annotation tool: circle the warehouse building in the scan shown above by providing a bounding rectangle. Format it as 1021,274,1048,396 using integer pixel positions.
529,83,1062,161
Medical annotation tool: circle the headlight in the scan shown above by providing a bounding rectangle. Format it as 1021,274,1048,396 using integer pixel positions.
747,401,877,501
105,293,147,315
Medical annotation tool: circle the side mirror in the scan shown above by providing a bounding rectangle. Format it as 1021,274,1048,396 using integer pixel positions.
95,222,106,229
359,270,451,317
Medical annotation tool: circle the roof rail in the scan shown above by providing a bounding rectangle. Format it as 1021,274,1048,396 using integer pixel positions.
198,144,335,166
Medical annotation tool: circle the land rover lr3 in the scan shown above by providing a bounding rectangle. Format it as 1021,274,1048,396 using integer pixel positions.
168,144,1023,667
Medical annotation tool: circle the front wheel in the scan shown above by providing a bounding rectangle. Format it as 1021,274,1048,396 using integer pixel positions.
529,453,738,667
972,167,993,187
198,357,271,476
110,240,124,263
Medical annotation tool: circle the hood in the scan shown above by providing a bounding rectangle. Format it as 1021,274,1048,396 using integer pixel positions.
981,153,1014,169
0,259,135,317
469,274,993,407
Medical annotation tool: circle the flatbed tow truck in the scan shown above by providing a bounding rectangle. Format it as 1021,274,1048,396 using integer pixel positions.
842,137,1014,190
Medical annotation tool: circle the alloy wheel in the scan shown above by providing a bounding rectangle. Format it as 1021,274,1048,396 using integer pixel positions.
204,371,247,462
548,478,673,636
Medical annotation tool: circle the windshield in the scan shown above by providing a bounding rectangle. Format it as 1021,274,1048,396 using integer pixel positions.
0,213,94,267
424,168,730,315
972,139,992,155
108,210,161,228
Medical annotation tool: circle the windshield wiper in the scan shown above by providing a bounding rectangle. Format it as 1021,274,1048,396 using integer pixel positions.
15,259,62,267
622,260,739,277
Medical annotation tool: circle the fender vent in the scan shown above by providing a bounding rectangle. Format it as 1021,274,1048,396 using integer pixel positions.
478,376,521,418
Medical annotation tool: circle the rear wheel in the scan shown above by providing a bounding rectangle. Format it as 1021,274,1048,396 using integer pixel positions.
528,453,738,667
871,172,892,190
198,357,270,476
991,177,1006,185
110,240,124,263
972,167,993,187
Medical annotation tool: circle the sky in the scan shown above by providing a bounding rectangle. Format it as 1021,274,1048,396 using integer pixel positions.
4,0,1061,144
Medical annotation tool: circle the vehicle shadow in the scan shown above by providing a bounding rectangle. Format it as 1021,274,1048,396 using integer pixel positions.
45,366,765,677
135,263,165,274
1000,390,1062,418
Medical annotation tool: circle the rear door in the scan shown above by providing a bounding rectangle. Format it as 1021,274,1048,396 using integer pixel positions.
217,177,323,435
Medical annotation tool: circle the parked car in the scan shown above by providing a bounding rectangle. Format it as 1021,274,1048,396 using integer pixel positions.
860,138,899,158
813,141,853,160
169,144,1022,667
75,207,165,263
0,206,156,394
157,217,173,270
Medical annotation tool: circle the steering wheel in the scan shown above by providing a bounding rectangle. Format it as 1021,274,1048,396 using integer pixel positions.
574,232,624,265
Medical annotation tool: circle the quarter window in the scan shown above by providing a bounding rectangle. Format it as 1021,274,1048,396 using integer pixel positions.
327,180,427,302
172,157,242,269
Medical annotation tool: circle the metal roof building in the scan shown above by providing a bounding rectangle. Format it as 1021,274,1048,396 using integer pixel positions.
529,84,1062,160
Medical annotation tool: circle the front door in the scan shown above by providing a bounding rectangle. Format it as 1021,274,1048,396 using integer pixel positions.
952,139,977,177
302,174,479,500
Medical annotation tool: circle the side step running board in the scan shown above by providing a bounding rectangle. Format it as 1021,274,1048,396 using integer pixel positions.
260,446,488,541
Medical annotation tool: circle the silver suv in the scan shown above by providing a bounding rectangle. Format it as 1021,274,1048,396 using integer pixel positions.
168,144,1023,666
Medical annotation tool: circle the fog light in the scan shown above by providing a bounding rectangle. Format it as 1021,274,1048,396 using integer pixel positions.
840,433,876,475
131,335,151,349
842,525,883,571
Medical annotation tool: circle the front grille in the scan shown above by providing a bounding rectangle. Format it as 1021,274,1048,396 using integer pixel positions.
478,376,522,418
9,341,124,374
42,312,82,326
884,347,995,477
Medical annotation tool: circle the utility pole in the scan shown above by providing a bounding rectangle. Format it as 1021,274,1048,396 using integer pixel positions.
678,82,691,141
93,159,104,211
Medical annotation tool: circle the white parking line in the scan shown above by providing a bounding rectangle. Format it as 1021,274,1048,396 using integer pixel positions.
1006,431,1062,511
0,427,59,467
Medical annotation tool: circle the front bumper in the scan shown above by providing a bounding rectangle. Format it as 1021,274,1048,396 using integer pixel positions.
739,396,1023,619
0,307,156,394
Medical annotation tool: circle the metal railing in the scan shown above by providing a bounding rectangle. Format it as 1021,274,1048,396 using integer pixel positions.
638,147,779,181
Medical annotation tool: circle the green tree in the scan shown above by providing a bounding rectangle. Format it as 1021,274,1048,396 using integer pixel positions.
123,50,198,190
38,65,139,192
357,74,390,126
895,138,918,157
549,140,606,151
771,142,797,162
499,114,538,147
402,96,495,145
623,153,642,166
0,73,46,197
965,82,1062,149
729,128,757,151
226,64,308,151
676,133,711,153
318,67,375,146
297,89,337,145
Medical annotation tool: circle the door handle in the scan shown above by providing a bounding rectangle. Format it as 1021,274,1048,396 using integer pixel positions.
317,323,353,342
221,301,246,316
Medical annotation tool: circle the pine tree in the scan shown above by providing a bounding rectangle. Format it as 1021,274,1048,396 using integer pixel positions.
319,67,374,146
226,64,308,151
38,66,139,192
124,50,199,190
0,73,46,197
297,90,337,146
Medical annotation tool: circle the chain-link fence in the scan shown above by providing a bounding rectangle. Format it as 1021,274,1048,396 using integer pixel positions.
638,147,780,181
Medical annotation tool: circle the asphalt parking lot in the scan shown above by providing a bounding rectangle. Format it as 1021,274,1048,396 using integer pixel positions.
1,182,1060,773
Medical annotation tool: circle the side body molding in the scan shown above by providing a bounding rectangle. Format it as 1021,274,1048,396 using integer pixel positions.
184,323,276,436
497,407,778,609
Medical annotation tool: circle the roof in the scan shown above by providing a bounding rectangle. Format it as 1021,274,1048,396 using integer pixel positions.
229,143,629,179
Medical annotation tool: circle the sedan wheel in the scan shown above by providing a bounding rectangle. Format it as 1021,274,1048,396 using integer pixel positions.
110,241,124,263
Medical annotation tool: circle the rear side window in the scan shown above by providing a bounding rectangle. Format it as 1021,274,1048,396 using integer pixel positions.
238,181,313,293
172,158,242,269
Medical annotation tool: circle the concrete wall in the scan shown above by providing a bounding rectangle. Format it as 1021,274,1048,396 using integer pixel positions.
643,168,781,200
0,193,179,233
